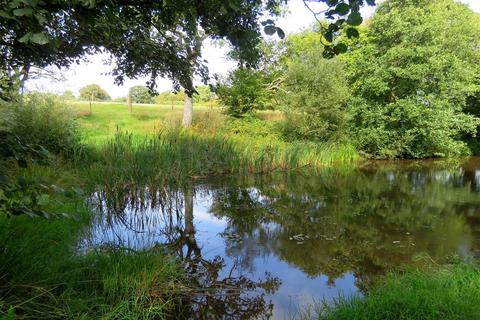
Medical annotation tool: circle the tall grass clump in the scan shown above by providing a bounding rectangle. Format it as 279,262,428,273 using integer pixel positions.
0,166,184,319
317,263,480,320
80,119,359,187
0,92,84,163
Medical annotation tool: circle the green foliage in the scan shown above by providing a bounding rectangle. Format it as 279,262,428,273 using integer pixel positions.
112,96,127,103
280,38,350,142
155,90,185,105
193,85,215,103
0,92,81,162
79,84,111,101
0,0,289,93
0,93,83,218
0,174,81,218
318,263,480,320
129,85,154,104
349,97,478,158
346,0,480,158
217,68,275,117
59,90,75,101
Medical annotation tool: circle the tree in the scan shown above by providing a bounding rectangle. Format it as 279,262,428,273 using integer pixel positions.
193,85,215,103
0,0,380,104
60,90,75,101
128,86,154,104
79,84,110,101
0,0,288,97
346,0,480,158
217,68,275,117
278,29,350,141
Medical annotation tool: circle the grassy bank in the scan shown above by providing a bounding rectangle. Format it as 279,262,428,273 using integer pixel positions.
317,263,480,320
0,165,184,319
72,103,359,185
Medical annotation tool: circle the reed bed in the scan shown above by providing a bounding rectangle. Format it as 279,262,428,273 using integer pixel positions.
79,128,359,187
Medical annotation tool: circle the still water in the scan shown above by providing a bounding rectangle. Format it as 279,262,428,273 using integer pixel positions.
82,158,480,319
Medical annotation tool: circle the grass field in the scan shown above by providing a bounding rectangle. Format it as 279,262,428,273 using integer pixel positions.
72,101,218,143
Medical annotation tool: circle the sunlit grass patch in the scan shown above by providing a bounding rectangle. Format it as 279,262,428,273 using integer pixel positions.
317,263,480,320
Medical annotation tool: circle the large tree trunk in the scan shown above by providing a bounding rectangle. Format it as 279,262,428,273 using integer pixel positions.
182,92,193,127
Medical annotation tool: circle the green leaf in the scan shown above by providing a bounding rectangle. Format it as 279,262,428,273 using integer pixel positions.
324,30,334,43
322,46,336,59
276,27,285,39
30,32,49,45
333,43,348,54
37,194,50,206
335,3,350,15
264,25,276,35
35,13,46,24
0,10,15,19
18,32,32,43
346,27,360,39
13,7,33,16
347,11,363,26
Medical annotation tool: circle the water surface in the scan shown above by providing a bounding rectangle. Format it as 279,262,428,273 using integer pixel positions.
81,158,480,319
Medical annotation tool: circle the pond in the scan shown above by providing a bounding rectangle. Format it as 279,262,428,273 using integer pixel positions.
81,157,480,319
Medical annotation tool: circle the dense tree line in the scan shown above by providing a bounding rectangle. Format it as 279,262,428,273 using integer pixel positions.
217,0,480,158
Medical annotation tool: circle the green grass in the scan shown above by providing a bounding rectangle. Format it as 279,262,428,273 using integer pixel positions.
70,103,359,186
72,101,217,144
317,263,480,320
0,165,184,319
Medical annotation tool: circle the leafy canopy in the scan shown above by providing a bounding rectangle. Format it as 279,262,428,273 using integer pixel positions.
79,84,110,101
346,0,480,158
280,30,350,142
0,0,377,95
0,0,286,93
217,68,276,117
129,85,154,104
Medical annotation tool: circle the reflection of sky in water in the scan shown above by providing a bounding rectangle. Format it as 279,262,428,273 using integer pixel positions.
81,159,480,319
82,195,361,319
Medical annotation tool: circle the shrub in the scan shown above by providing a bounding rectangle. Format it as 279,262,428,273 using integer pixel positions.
216,68,275,117
281,49,350,142
348,97,478,158
0,92,82,162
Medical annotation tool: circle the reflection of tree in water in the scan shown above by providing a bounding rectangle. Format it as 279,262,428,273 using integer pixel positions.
89,184,280,320
207,160,480,291
87,158,480,313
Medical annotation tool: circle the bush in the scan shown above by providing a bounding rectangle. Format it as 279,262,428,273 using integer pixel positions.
0,92,82,162
154,90,184,105
348,97,478,158
193,85,215,103
217,68,275,117
281,49,350,142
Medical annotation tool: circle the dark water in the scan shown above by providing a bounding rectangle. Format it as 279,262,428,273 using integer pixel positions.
81,157,480,319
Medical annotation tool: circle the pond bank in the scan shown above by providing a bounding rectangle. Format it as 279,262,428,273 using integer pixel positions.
3,150,480,319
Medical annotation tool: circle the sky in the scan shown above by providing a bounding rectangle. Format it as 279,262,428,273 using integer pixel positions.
25,0,480,98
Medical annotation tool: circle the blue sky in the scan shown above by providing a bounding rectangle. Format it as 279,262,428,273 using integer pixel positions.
26,0,480,98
